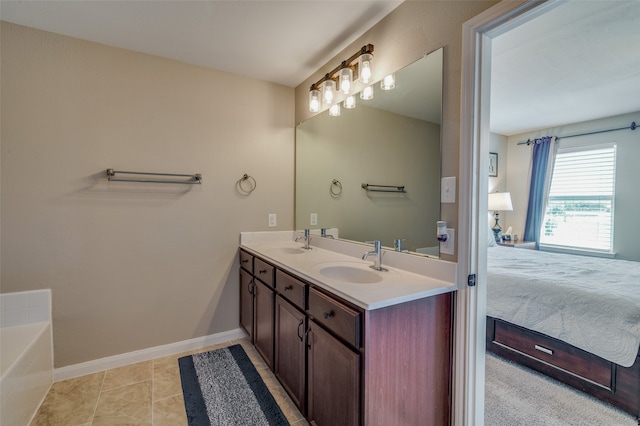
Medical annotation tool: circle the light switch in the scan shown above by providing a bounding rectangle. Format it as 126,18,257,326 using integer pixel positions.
441,177,456,203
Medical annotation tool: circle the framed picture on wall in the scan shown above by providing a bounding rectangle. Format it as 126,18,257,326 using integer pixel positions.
489,152,498,177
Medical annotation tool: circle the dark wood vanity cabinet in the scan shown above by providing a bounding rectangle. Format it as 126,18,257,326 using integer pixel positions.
307,320,360,426
274,295,306,412
239,268,254,340
239,250,275,369
240,249,453,426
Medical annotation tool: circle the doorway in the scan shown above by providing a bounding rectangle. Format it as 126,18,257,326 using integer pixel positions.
455,1,562,424
457,0,640,424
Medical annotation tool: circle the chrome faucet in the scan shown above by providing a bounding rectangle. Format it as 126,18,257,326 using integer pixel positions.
394,238,405,252
362,240,387,271
295,229,311,249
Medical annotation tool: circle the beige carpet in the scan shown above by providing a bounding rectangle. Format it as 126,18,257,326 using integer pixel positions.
485,353,638,425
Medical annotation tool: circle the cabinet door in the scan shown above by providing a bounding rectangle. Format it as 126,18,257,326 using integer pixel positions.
239,268,254,340
307,321,360,426
254,279,275,369
275,295,306,414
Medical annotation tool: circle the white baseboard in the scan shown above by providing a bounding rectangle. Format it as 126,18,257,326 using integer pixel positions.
53,328,246,382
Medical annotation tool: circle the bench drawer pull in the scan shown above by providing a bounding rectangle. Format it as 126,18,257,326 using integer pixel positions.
534,344,553,355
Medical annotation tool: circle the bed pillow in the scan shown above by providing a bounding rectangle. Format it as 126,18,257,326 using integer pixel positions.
488,226,497,247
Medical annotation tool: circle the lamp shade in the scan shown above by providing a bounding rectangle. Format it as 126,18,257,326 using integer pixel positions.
488,192,513,211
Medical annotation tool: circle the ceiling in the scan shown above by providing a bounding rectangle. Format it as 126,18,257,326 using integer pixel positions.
0,0,402,88
2,1,638,135
491,1,640,135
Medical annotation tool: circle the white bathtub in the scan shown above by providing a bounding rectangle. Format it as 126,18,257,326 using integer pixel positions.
0,290,53,426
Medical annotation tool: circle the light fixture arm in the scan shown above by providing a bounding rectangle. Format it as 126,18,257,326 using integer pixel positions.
309,44,374,91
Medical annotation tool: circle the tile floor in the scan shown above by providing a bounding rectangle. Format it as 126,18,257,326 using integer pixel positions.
31,338,308,426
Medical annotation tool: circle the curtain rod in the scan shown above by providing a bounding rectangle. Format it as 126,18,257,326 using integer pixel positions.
517,121,637,146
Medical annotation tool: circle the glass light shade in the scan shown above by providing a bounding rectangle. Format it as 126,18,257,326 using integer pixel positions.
358,53,373,84
321,80,336,106
329,103,341,116
381,74,395,90
360,85,374,100
309,89,321,113
344,95,356,109
339,67,353,94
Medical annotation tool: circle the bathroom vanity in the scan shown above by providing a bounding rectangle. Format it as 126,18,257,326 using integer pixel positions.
239,231,457,426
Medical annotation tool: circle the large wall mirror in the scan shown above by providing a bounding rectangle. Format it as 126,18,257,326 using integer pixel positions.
295,47,443,257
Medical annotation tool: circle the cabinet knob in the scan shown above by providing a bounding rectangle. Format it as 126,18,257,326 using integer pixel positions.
284,285,293,291
241,259,248,263
323,311,334,319
259,269,267,274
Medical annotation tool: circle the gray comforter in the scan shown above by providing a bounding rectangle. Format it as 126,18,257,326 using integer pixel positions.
487,246,640,367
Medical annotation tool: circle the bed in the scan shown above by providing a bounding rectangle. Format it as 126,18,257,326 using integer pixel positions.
486,244,640,420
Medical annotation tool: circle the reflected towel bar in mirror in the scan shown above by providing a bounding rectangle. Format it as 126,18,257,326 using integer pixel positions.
361,183,406,193
106,169,202,184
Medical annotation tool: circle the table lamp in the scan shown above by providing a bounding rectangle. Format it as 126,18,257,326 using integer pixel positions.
488,192,513,242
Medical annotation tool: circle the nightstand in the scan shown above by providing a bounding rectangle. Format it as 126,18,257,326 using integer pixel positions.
497,240,536,250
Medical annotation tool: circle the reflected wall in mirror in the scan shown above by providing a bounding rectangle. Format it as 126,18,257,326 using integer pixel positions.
296,48,443,256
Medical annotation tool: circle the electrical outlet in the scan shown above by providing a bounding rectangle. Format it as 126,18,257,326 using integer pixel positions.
310,213,318,226
440,228,455,255
268,214,277,227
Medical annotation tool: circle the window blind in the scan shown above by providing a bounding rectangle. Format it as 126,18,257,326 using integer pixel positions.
540,145,616,251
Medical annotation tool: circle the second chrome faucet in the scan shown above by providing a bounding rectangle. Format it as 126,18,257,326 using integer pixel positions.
296,229,312,250
362,240,387,271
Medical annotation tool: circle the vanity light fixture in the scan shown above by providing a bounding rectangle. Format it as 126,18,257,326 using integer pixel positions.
339,65,353,94
381,74,396,90
359,52,373,84
329,103,341,116
309,88,321,113
308,44,374,112
321,79,336,106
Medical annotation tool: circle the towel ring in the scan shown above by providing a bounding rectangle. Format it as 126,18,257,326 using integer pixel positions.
237,174,257,195
330,179,342,197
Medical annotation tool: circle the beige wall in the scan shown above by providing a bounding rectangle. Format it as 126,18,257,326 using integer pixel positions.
295,1,499,261
1,22,294,367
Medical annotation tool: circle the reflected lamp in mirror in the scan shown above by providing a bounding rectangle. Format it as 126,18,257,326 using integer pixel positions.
488,192,513,242
381,74,396,90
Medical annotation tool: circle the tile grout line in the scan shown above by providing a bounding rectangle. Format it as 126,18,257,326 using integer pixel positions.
151,359,155,425
89,371,107,426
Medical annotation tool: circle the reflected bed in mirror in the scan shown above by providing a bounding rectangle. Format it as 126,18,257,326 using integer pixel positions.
296,47,443,257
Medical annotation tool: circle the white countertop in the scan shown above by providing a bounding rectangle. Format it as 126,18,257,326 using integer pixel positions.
240,231,457,310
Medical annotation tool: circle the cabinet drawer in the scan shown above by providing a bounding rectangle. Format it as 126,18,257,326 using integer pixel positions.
254,257,275,287
494,320,612,388
308,288,361,348
239,250,253,274
276,270,306,310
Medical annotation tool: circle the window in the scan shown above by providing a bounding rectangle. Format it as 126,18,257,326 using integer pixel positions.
540,144,616,252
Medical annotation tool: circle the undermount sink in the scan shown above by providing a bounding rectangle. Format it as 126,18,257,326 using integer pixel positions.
317,264,383,284
267,247,307,255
